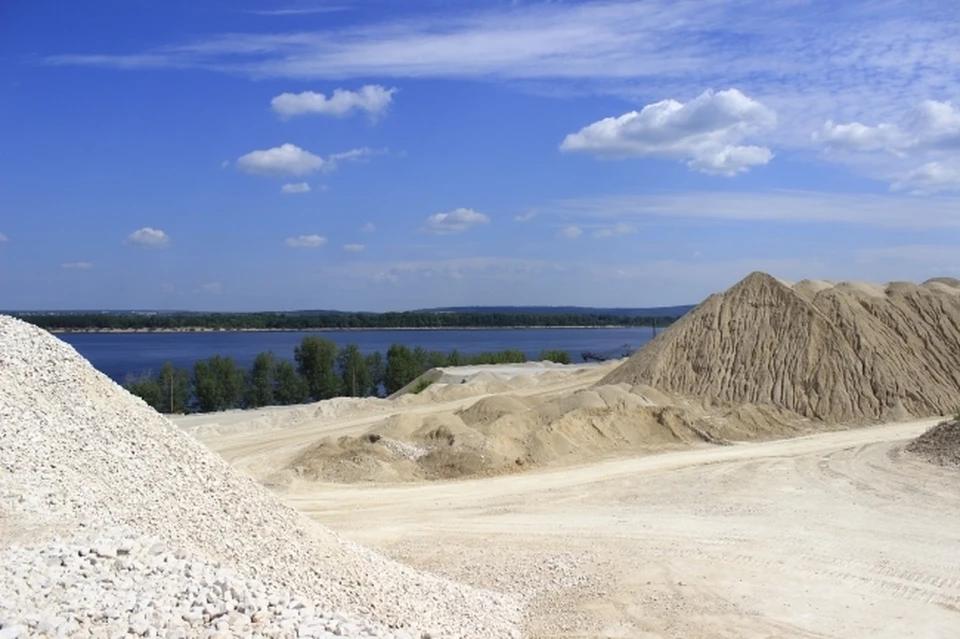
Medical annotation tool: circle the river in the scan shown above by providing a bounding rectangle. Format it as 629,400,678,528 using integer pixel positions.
60,327,656,382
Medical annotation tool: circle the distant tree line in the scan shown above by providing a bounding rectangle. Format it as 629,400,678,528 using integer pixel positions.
123,336,573,414
21,311,677,332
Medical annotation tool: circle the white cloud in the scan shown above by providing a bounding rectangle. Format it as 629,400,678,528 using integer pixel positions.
343,244,365,252
818,100,960,155
271,85,396,119
281,182,311,194
817,121,911,154
360,222,376,233
61,262,93,270
422,208,490,235
558,225,582,239
550,190,960,229
237,143,325,176
592,222,635,238
891,162,960,195
220,160,230,169
124,227,170,248
561,89,776,176
285,234,328,248
0,233,8,243
200,282,222,293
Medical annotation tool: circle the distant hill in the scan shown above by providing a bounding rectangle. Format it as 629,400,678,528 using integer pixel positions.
419,305,695,318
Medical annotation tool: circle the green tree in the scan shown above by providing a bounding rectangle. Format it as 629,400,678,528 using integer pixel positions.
273,360,309,405
158,362,190,413
246,351,276,408
539,349,572,364
192,355,245,412
365,351,385,397
123,372,162,411
294,336,341,400
385,344,419,394
427,350,449,369
411,346,429,375
338,344,371,397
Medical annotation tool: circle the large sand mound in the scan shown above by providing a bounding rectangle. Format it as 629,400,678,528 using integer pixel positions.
907,418,960,467
601,272,960,423
0,315,521,637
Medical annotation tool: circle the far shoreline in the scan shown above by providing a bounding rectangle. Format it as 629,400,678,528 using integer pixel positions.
50,325,650,334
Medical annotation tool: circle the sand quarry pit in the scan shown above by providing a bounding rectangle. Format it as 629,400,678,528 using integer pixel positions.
4,271,960,638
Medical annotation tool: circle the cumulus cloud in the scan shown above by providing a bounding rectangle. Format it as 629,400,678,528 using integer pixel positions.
561,89,776,176
271,85,396,119
343,244,365,252
237,143,325,176
285,234,327,248
422,208,490,235
124,227,170,248
281,182,311,194
819,100,960,155
558,225,582,239
592,222,636,238
891,162,960,195
818,100,960,192
61,262,93,270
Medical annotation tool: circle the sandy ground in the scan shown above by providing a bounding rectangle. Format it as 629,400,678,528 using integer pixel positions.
177,367,960,638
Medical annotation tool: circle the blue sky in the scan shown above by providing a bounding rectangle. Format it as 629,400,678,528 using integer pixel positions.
1,0,958,311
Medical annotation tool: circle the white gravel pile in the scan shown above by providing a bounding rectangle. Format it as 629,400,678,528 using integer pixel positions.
0,316,522,638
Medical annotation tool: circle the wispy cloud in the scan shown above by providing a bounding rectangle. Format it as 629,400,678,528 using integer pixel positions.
0,233,8,243
124,227,170,248
285,234,327,248
558,225,582,239
200,282,222,293
514,210,537,222
281,182,311,194
245,6,350,16
422,208,490,235
271,85,396,120
39,0,959,194
549,190,960,228
360,222,376,233
343,243,365,252
592,222,635,238
61,261,93,270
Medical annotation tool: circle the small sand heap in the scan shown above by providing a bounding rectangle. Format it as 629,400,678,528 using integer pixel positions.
601,272,960,423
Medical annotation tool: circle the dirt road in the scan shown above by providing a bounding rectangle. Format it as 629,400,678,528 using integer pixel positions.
279,418,960,638
180,375,960,639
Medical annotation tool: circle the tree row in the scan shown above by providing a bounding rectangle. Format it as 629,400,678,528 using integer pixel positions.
123,336,573,414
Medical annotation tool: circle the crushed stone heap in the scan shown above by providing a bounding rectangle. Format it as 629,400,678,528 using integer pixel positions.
601,272,960,423
907,419,960,467
0,315,521,638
